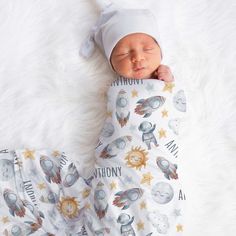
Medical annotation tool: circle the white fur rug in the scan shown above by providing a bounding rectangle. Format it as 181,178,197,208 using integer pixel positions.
0,0,236,235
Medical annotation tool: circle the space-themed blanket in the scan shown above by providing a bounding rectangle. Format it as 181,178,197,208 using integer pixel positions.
84,77,187,236
0,149,92,236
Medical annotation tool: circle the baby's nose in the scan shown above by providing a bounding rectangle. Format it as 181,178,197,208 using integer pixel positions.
131,52,144,63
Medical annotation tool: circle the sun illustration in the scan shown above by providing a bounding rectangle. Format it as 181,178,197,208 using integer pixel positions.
125,146,148,170
57,197,80,219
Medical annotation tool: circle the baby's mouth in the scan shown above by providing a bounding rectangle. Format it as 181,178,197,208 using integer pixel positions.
133,66,145,72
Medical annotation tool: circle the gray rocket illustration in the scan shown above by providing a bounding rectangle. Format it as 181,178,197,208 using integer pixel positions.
4,222,42,236
135,96,165,118
113,188,143,210
94,181,108,219
40,155,61,184
116,89,130,127
100,135,132,159
3,189,26,217
63,163,80,187
23,200,45,225
156,156,178,180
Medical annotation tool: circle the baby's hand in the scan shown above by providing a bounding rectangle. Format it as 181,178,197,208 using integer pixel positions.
154,65,174,82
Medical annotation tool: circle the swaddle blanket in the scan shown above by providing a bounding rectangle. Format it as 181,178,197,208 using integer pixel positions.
0,149,91,236
85,77,187,236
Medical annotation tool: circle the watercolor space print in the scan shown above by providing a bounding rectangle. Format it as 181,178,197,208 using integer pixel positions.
87,77,186,235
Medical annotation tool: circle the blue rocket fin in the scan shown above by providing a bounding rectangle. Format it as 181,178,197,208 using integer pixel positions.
9,208,15,216
144,112,152,118
137,99,145,104
45,175,51,183
164,173,170,180
115,191,123,196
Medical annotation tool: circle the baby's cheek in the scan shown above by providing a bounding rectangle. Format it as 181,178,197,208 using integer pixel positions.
120,61,132,76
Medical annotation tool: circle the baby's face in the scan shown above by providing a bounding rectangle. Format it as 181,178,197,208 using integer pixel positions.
110,33,161,79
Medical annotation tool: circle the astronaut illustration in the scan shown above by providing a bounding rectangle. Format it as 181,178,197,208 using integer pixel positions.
40,155,61,184
117,213,136,236
23,200,45,225
138,121,158,150
156,156,178,180
63,163,80,187
135,96,165,118
100,135,132,159
113,188,143,210
3,189,26,217
173,90,186,112
116,89,130,127
147,210,170,234
94,181,108,219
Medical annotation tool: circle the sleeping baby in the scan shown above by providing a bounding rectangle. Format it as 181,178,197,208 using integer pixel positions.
0,2,186,236
80,2,187,236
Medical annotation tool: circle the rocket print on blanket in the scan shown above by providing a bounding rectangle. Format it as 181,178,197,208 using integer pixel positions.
113,188,143,210
0,149,92,235
135,95,165,118
3,189,26,217
87,78,187,236
99,135,132,159
156,156,178,180
116,89,130,127
40,155,61,184
94,181,109,219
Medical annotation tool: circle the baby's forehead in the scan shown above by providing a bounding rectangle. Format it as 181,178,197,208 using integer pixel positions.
115,33,157,48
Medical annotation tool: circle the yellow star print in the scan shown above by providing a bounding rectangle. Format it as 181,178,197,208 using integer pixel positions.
110,181,117,190
23,149,35,160
163,82,175,93
162,109,168,118
137,221,144,231
1,216,9,224
85,203,91,209
131,89,138,97
176,224,184,232
37,182,46,190
106,111,112,117
82,188,91,198
158,128,167,139
52,150,60,157
141,172,154,185
140,201,147,210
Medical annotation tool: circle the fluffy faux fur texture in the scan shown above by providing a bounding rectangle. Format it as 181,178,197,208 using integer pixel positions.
0,0,235,235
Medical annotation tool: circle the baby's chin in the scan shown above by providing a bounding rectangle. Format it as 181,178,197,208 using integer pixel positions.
122,70,153,80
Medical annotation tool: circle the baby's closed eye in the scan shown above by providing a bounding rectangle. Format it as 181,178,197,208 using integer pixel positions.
116,51,129,57
144,47,154,51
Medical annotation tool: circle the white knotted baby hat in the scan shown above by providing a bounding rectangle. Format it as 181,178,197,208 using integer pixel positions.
79,0,161,62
